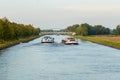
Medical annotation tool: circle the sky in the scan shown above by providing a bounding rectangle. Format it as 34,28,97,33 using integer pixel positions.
0,0,120,29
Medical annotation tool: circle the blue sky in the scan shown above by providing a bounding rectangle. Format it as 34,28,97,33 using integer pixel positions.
0,0,120,29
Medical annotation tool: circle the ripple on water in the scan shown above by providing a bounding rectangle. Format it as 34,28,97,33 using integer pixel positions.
0,35,120,80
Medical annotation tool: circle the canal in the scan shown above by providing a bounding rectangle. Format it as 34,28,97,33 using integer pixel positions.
0,35,120,80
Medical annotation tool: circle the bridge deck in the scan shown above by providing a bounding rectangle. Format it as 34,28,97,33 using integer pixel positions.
41,32,74,35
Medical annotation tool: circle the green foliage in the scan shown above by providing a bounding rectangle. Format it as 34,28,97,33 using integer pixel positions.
111,25,120,35
116,25,120,35
66,24,79,32
76,24,88,36
75,36,120,49
0,18,40,41
66,23,110,36
0,36,40,49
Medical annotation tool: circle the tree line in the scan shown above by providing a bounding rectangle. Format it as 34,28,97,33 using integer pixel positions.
0,17,40,41
112,25,120,35
65,23,120,36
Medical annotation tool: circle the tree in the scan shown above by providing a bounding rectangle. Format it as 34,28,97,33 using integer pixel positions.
0,17,41,41
79,24,88,36
116,25,120,35
66,23,110,36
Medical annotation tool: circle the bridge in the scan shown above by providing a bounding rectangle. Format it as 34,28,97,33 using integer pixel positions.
41,31,74,35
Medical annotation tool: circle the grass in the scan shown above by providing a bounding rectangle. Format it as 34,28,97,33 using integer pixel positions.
0,35,40,50
75,35,120,49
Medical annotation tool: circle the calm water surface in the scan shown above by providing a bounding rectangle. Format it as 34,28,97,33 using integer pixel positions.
0,35,120,80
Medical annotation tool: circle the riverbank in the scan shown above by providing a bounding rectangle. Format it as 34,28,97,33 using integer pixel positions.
0,35,41,50
75,35,120,49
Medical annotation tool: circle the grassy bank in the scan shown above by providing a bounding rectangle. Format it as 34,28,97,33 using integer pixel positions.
75,36,120,49
0,35,40,50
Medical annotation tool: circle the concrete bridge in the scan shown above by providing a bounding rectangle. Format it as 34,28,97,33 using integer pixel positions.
41,31,74,35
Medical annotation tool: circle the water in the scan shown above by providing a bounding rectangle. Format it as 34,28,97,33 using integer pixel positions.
0,35,120,80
